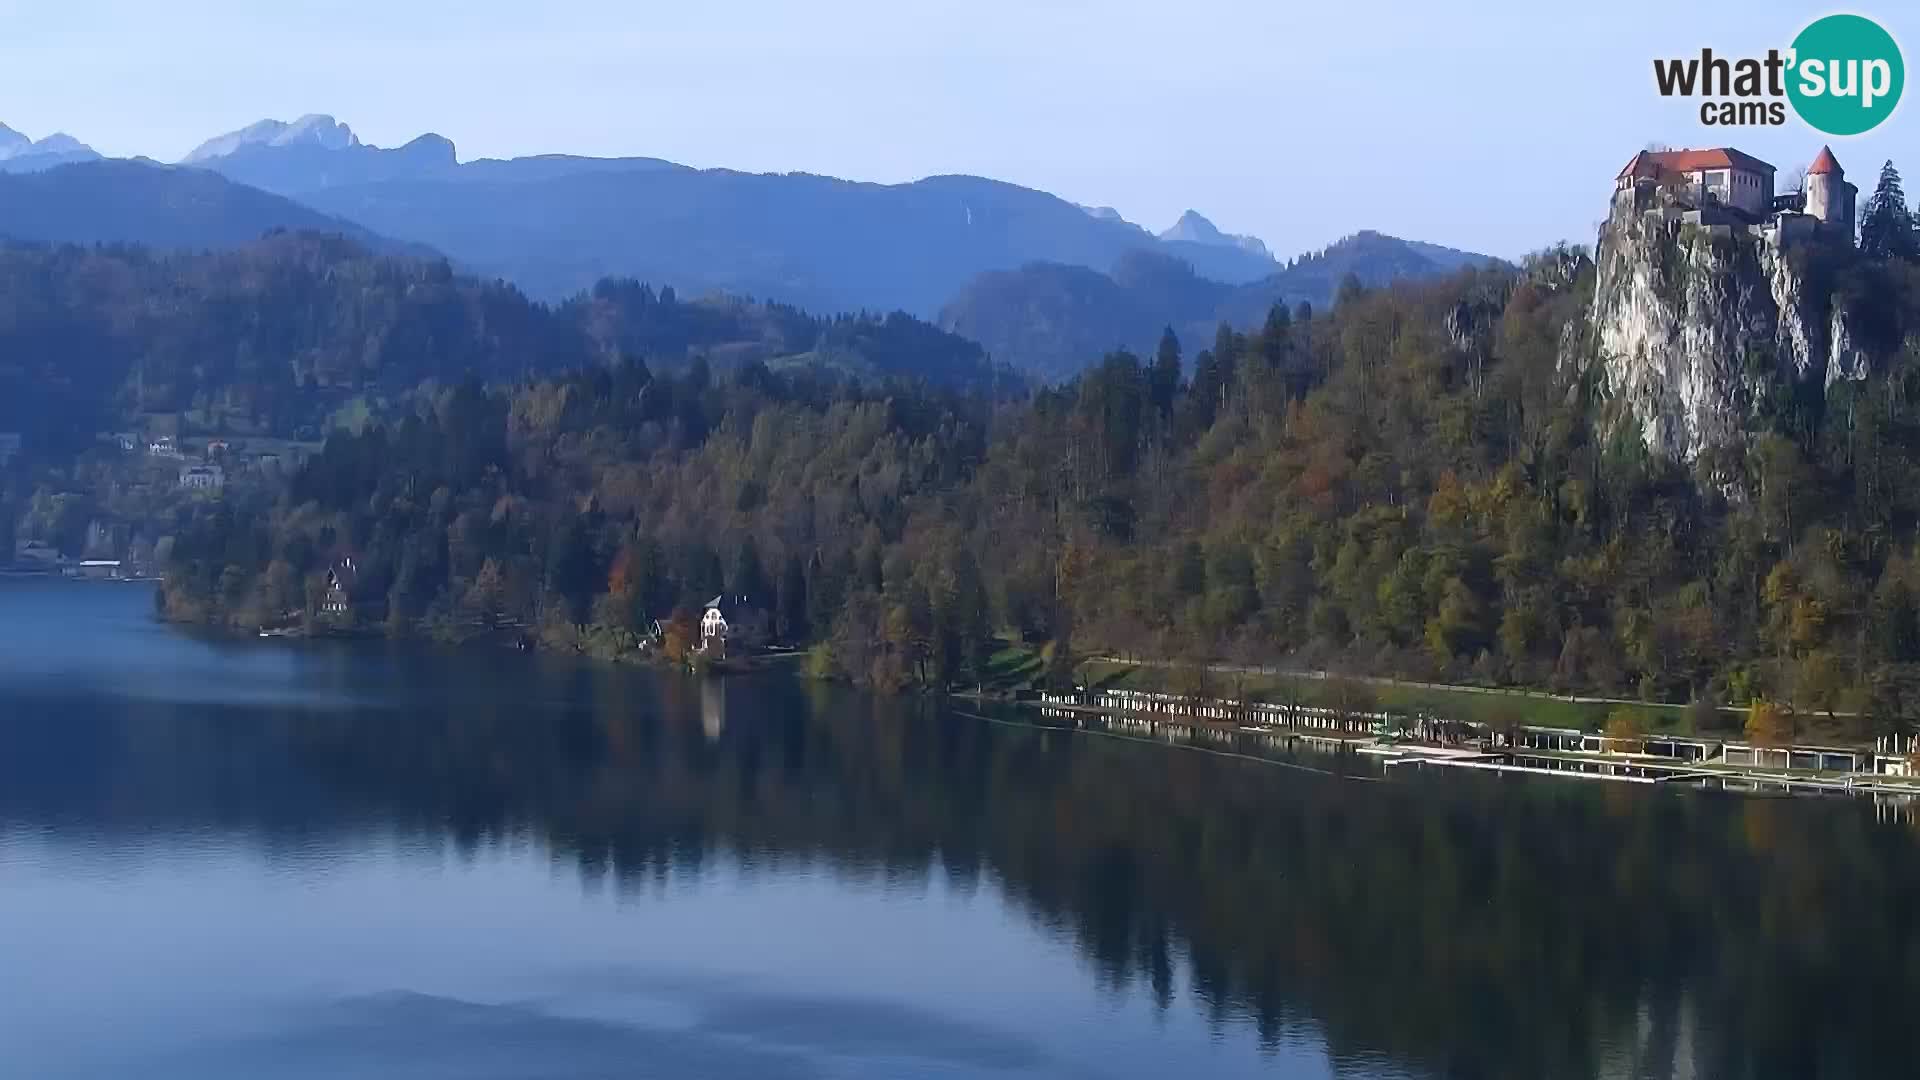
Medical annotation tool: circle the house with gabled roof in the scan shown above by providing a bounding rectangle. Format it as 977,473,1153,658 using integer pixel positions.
698,594,767,660
322,556,358,617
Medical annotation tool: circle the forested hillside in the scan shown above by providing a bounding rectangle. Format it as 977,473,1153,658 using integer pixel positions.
159,234,1920,732
0,233,1013,457
0,161,403,251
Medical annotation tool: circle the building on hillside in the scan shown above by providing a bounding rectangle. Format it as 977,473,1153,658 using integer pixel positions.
1614,145,1856,243
322,556,358,616
179,464,225,491
698,595,768,659
148,435,182,459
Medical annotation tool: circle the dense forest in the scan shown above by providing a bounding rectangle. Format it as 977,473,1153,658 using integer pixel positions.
0,232,1013,459
154,172,1920,737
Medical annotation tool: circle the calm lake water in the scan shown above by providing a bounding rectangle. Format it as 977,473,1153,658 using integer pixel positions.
3,582,1920,1078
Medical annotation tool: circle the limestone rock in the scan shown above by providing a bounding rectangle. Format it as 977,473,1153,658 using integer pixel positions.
1569,193,1861,463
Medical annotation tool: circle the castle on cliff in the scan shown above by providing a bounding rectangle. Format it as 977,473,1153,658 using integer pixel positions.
1612,145,1856,245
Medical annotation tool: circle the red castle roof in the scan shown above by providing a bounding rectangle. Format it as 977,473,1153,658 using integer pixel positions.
1616,147,1777,181
1808,145,1842,176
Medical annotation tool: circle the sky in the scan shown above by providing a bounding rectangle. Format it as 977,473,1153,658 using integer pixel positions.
2,0,1915,261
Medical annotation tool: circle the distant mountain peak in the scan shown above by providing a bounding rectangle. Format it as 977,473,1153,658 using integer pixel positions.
395,132,458,163
1159,209,1272,261
1161,209,1224,242
31,133,91,153
277,113,359,150
0,124,101,170
183,114,362,163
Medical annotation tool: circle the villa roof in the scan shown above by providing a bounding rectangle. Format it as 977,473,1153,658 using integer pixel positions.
1616,147,1776,181
327,555,358,589
1808,145,1842,175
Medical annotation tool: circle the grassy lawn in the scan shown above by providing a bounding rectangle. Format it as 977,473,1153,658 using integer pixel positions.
983,641,1046,693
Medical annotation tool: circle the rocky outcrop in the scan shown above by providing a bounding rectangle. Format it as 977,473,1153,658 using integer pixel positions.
1571,192,1865,463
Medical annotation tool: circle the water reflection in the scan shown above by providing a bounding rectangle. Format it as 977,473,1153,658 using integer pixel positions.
3,582,1919,1079
703,678,726,742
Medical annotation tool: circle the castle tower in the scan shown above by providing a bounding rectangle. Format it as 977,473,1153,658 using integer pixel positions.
1805,145,1856,240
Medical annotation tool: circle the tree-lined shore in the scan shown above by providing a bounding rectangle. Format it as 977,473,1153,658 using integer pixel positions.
143,184,1920,746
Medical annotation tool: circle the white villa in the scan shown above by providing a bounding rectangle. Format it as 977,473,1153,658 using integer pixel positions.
700,595,737,656
322,556,357,616
698,594,766,659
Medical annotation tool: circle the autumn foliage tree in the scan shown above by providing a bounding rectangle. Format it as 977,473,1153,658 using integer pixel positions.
1603,708,1646,754
660,607,699,664
1746,700,1797,749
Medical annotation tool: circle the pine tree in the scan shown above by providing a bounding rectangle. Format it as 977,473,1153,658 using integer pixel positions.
728,538,767,602
1859,159,1917,261
1335,271,1368,307
776,553,809,644
1261,300,1292,368
1149,327,1182,420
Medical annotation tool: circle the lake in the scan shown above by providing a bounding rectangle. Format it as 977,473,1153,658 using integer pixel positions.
2,580,1918,1078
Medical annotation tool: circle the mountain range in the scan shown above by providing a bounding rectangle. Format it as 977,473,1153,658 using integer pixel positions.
0,123,100,173
0,113,1497,378
0,160,408,253
940,231,1502,380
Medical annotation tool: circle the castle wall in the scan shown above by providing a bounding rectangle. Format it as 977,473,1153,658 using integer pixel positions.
1685,167,1771,215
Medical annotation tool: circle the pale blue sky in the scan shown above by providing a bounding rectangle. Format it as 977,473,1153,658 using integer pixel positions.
1,1,1913,260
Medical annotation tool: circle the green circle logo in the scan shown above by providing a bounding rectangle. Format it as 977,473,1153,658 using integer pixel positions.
1788,14,1903,136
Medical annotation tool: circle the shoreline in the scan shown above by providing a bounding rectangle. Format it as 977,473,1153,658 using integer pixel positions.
1011,690,1920,802
140,583,1909,789
125,586,1920,803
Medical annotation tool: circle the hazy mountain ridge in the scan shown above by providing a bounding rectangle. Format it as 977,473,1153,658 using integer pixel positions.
0,121,101,173
183,114,362,161
8,114,1490,380
168,115,1286,310
942,231,1503,379
0,160,411,253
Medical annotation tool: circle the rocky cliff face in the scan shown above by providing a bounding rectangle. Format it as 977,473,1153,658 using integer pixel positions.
1572,194,1863,463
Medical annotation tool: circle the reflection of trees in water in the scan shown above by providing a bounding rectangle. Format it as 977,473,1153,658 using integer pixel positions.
7,666,1920,1079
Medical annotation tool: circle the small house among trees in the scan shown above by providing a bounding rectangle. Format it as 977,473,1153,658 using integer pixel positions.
321,556,357,617
699,594,766,659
